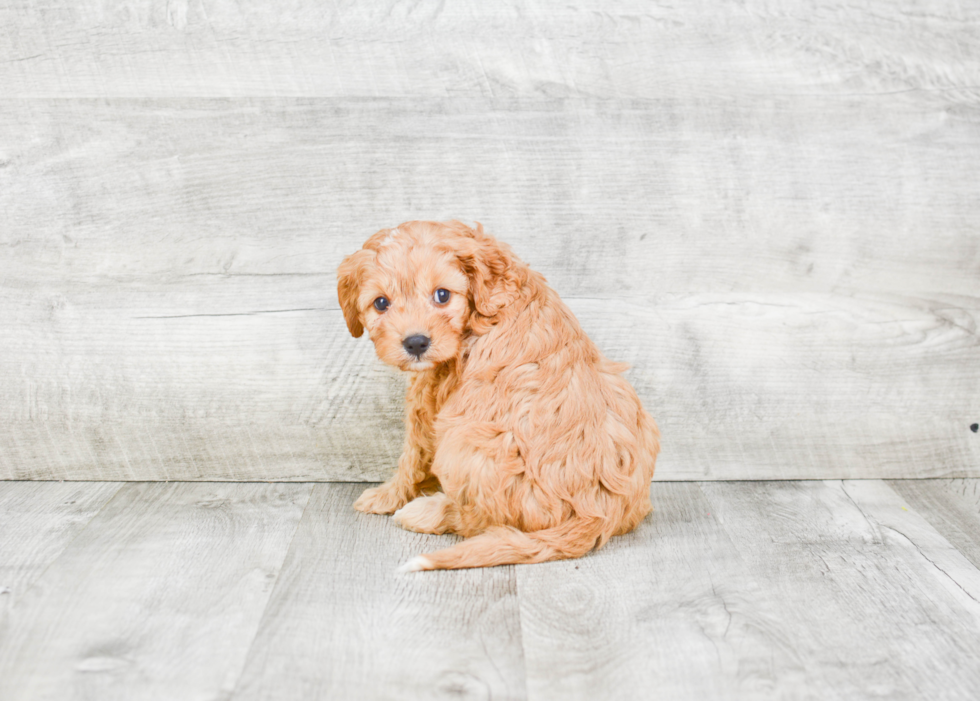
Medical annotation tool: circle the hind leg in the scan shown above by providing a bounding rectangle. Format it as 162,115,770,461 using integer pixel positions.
392,492,458,534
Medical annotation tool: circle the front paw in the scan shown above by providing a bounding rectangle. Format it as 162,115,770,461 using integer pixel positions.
353,484,409,514
393,493,451,534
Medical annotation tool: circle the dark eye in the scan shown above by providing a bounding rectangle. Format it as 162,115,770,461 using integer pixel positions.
373,296,390,312
433,288,451,305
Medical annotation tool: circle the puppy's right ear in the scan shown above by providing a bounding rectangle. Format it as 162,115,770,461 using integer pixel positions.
337,249,373,338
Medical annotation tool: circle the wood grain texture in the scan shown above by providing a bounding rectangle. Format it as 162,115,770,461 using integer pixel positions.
842,479,980,605
3,0,979,481
230,483,526,701
1,95,977,481
2,292,976,481
0,482,120,612
3,98,978,299
0,482,311,701
699,480,980,699
517,482,816,699
1,1,977,99
1,480,979,698
516,480,980,700
888,479,980,570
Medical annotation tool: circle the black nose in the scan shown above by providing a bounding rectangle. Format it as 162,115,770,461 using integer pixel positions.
402,334,431,358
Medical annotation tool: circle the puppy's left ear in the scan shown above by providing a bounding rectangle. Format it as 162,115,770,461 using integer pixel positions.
447,221,522,330
337,249,373,338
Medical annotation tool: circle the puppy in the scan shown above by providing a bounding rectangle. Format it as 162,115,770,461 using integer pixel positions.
337,221,659,571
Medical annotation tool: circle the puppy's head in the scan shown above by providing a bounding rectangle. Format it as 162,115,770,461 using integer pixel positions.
337,220,516,371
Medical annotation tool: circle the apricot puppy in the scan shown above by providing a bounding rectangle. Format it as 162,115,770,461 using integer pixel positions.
337,221,659,571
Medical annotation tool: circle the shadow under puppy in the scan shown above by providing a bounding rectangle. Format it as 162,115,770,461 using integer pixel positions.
337,221,660,571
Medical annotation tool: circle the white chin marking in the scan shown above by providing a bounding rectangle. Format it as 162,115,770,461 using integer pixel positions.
397,556,432,573
408,361,434,371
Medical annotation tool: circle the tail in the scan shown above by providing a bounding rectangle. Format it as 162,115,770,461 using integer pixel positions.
397,518,607,572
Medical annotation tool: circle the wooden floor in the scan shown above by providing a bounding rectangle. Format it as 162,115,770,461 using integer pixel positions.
1,480,979,700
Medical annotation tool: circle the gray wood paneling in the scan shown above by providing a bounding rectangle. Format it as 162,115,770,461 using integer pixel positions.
2,1,977,99
1,96,977,481
230,483,526,701
2,0,978,481
0,482,311,701
3,98,978,298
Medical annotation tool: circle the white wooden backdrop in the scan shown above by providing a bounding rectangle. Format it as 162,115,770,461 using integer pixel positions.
1,0,978,481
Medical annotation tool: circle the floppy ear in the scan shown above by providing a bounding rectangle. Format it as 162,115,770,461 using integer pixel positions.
445,221,521,326
336,249,374,338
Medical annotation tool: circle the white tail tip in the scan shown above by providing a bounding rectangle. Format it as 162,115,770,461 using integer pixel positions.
397,556,433,573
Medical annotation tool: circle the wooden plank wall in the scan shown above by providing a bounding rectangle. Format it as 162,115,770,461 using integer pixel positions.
1,1,978,481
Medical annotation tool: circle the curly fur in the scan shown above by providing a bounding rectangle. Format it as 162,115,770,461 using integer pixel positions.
337,221,660,570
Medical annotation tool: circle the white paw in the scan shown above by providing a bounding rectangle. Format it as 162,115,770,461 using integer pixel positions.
396,556,433,573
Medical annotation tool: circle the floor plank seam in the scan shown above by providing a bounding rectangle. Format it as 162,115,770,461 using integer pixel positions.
839,480,885,543
225,482,317,701
879,522,980,606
